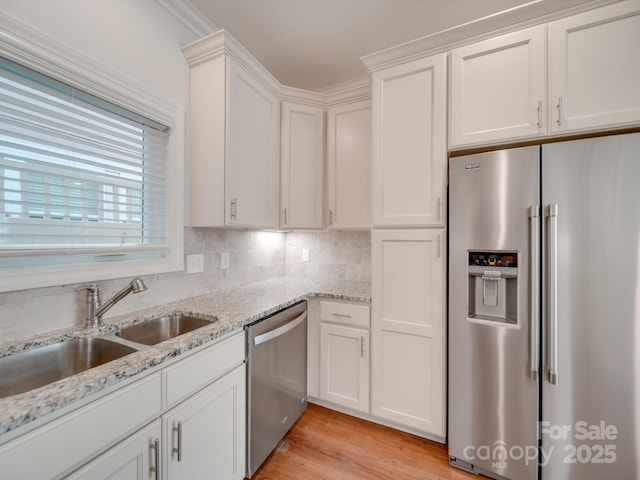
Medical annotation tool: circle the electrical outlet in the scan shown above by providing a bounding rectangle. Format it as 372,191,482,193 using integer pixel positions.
221,252,230,270
302,248,310,262
186,253,204,274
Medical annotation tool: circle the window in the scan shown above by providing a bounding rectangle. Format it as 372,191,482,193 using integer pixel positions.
0,53,182,290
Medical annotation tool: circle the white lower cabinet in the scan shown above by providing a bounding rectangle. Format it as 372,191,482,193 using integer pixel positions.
163,365,245,480
371,229,445,440
0,332,245,480
0,373,161,480
319,318,369,413
66,421,161,480
309,299,371,415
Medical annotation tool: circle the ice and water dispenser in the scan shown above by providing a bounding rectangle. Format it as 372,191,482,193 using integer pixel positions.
467,252,518,326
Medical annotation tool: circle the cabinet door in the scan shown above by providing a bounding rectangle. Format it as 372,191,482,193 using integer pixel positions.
280,102,324,229
450,25,546,147
372,54,446,227
326,100,371,230
227,60,280,229
320,323,369,413
188,54,226,227
0,373,161,480
164,365,245,480
549,1,640,133
66,421,161,480
371,229,445,439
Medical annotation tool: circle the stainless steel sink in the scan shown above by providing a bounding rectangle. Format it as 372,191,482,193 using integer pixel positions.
116,314,214,346
0,337,137,398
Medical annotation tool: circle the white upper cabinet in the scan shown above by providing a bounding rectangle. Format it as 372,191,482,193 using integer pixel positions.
548,0,640,134
184,32,280,229
326,100,372,230
280,102,324,229
450,25,547,147
227,62,280,228
371,54,446,227
450,1,640,147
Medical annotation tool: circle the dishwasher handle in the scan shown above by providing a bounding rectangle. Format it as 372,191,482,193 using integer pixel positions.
253,311,307,346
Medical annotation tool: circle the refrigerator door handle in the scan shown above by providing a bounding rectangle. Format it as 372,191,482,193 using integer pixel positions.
547,204,559,385
529,205,540,382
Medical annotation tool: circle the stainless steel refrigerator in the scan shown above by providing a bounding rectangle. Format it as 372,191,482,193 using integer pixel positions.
448,132,640,480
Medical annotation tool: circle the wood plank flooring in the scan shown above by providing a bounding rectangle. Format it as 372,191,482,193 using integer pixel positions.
251,403,478,480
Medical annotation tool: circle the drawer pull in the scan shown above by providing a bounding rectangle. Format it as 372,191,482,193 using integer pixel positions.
332,313,352,319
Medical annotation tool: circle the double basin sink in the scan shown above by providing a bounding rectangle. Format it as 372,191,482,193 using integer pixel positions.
0,314,214,398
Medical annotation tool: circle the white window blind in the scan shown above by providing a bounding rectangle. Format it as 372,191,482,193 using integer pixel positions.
0,57,170,268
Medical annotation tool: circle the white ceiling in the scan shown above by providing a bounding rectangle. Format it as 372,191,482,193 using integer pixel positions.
187,0,593,92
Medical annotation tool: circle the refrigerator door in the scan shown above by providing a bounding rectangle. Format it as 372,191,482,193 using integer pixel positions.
449,146,540,480
541,133,640,479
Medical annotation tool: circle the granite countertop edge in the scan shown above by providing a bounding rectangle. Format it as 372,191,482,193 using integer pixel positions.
0,278,370,437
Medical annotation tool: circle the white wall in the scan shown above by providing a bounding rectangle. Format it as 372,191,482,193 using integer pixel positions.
0,0,195,107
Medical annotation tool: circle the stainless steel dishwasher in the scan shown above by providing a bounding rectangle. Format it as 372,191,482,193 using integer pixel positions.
246,300,307,477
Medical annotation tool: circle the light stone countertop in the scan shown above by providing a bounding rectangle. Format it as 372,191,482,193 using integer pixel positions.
0,277,370,438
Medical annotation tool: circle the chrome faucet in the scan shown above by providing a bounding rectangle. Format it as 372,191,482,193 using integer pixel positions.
81,278,147,327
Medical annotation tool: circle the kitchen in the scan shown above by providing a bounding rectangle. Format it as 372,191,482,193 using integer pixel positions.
0,0,639,479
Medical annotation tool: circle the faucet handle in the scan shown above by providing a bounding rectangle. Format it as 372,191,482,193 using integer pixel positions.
75,284,101,297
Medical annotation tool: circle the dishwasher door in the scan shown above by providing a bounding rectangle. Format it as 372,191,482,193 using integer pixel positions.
246,300,307,477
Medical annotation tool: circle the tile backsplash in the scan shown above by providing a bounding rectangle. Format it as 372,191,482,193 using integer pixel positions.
285,231,371,282
0,228,370,343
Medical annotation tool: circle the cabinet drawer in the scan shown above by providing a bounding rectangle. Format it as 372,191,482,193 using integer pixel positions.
320,300,370,328
0,372,161,480
163,332,244,408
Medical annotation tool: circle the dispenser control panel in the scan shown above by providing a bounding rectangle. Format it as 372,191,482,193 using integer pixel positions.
468,252,518,268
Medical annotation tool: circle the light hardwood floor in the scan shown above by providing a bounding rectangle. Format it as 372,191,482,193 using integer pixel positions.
251,403,478,480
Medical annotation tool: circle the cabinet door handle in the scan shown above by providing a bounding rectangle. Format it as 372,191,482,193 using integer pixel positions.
360,336,365,357
151,438,160,480
536,99,543,128
173,421,183,462
230,198,237,221
436,234,441,258
556,97,563,126
328,209,334,225
283,207,288,225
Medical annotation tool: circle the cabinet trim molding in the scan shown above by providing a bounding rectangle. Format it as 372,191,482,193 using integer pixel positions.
361,0,617,73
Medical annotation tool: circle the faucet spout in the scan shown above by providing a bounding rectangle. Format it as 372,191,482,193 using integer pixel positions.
83,278,147,327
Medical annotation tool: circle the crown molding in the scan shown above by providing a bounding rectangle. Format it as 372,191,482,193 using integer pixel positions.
279,82,371,108
183,29,371,107
164,0,372,104
182,29,282,97
314,75,371,96
361,0,620,72
156,0,216,37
